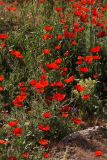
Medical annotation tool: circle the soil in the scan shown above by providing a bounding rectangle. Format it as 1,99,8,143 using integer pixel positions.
49,126,107,160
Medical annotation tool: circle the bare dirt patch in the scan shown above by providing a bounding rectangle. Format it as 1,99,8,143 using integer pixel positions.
49,126,107,160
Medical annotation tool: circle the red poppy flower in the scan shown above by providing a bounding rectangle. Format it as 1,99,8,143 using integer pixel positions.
61,112,69,118
8,121,18,127
93,56,101,60
36,81,49,89
78,67,89,73
57,34,63,40
9,50,23,59
17,82,25,88
0,34,8,39
84,56,93,64
0,75,4,82
0,139,8,145
0,1,5,5
44,26,53,32
42,49,50,55
20,87,27,92
12,99,23,107
90,46,101,53
55,45,61,50
50,81,64,88
61,68,68,72
0,43,6,49
64,50,70,56
64,75,75,84
16,94,28,102
61,71,67,76
8,157,17,160
38,124,50,131
29,79,37,87
71,40,77,46
60,19,66,24
46,63,59,70
43,112,52,118
55,7,62,12
52,93,66,101
72,117,82,125
54,58,62,64
13,128,23,136
80,14,88,22
82,94,90,100
39,139,48,146
43,153,49,158
22,152,29,159
30,80,48,89
95,151,103,157
97,31,106,38
61,105,71,112
42,34,53,40
6,7,17,11
76,60,83,65
81,0,87,5
0,86,4,92
75,84,85,92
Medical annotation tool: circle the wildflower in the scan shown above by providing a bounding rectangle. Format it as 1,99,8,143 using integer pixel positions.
38,124,50,131
95,151,103,157
93,56,101,60
61,112,69,118
72,117,82,125
12,99,23,107
57,34,63,40
17,82,25,88
55,45,61,50
82,94,90,100
44,26,53,32
0,1,5,5
43,112,52,118
64,50,70,56
84,56,93,64
8,121,18,127
12,93,28,107
61,105,71,112
13,128,23,136
9,50,23,59
42,34,53,40
6,7,17,11
52,93,66,101
42,49,50,55
75,84,85,92
54,58,62,64
71,40,77,46
90,46,101,53
0,75,4,82
78,67,89,73
0,139,8,145
0,86,4,92
46,63,59,70
97,31,106,38
8,157,17,160
0,34,8,39
35,81,49,89
0,43,6,49
50,81,64,88
43,153,49,158
22,152,29,159
39,139,48,146
55,7,62,12
64,75,75,84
